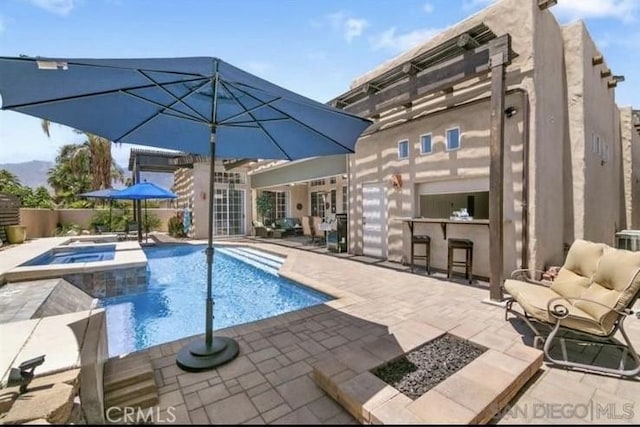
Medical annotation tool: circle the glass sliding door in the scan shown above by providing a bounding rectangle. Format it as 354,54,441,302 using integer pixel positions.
214,188,245,236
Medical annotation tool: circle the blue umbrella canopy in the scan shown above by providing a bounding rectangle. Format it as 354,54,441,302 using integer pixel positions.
0,56,371,159
0,55,371,372
79,188,119,198
109,182,177,200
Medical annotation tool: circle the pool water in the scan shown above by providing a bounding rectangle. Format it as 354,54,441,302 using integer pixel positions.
21,245,116,266
100,245,331,356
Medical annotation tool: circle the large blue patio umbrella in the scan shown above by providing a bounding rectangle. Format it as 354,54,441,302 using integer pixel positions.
79,188,119,232
110,181,177,242
0,56,372,371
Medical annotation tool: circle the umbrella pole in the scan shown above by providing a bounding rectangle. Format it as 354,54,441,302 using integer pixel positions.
108,199,113,232
176,127,239,372
145,199,148,243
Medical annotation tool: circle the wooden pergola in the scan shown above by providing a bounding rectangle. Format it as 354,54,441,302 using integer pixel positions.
330,22,517,302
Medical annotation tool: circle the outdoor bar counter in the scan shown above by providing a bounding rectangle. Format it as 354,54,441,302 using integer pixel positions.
399,217,490,279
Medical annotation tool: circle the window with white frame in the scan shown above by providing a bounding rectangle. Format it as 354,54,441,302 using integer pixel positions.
310,191,325,217
591,133,600,154
446,127,460,151
342,186,348,213
420,133,432,154
329,177,337,184
310,179,325,187
398,139,409,159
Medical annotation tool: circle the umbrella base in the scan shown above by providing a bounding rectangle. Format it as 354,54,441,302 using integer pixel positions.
176,336,239,372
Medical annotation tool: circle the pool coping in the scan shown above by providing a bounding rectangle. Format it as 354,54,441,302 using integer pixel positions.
3,240,147,284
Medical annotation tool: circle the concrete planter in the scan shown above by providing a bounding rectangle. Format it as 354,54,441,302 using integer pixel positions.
5,225,27,244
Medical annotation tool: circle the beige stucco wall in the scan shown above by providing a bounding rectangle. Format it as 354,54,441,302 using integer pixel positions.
349,93,526,278
348,0,539,276
19,208,175,237
20,208,59,238
527,2,567,268
190,161,252,239
562,22,625,246
620,107,640,229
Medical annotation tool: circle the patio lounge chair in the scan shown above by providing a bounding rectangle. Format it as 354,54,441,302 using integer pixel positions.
504,239,640,377
301,216,314,244
252,221,272,238
312,216,326,245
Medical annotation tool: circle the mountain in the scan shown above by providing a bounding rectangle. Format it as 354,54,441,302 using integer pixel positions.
0,160,53,189
0,161,174,191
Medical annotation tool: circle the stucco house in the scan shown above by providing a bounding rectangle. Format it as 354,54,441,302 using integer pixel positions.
174,0,639,286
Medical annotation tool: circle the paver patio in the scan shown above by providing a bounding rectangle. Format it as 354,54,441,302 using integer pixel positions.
136,241,640,424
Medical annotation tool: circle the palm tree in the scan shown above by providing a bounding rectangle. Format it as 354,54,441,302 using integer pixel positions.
0,169,21,190
41,119,124,192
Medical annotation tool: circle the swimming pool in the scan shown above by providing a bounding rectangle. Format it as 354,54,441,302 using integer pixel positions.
100,245,331,356
21,244,116,266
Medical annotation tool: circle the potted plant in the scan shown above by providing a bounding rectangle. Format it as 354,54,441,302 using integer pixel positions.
5,225,27,244
256,192,275,226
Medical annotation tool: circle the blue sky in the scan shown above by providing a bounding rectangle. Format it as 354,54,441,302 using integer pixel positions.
0,0,638,168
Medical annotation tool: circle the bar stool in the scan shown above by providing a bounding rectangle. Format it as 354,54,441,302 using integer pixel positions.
411,235,431,274
447,238,473,284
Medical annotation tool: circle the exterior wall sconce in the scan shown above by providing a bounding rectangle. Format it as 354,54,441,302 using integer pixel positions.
391,174,403,190
505,106,518,118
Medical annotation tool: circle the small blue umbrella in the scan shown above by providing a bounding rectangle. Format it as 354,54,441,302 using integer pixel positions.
0,56,372,372
79,188,119,232
110,182,176,242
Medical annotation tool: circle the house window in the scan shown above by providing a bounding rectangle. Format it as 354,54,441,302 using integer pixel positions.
331,190,337,213
330,177,337,184
342,186,348,213
310,191,326,217
398,139,409,159
310,179,325,187
262,191,288,221
446,127,460,151
603,143,610,163
420,133,432,154
214,172,244,184
592,133,599,154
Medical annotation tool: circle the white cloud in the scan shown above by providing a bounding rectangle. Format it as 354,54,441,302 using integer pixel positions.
318,11,369,42
344,18,369,42
28,0,77,16
423,2,434,14
552,0,638,23
370,27,442,53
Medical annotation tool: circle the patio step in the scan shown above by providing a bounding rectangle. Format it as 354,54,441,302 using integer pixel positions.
103,352,158,414
217,247,284,275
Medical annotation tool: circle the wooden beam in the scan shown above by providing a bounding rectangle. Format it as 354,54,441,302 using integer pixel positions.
608,80,617,89
601,69,612,78
343,39,498,117
592,55,604,66
488,35,510,302
538,0,557,9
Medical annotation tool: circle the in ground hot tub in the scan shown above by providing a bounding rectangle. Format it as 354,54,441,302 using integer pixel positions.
21,245,116,266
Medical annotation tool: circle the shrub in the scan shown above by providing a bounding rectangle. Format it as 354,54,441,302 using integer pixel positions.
55,222,82,236
168,215,186,237
143,212,162,233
